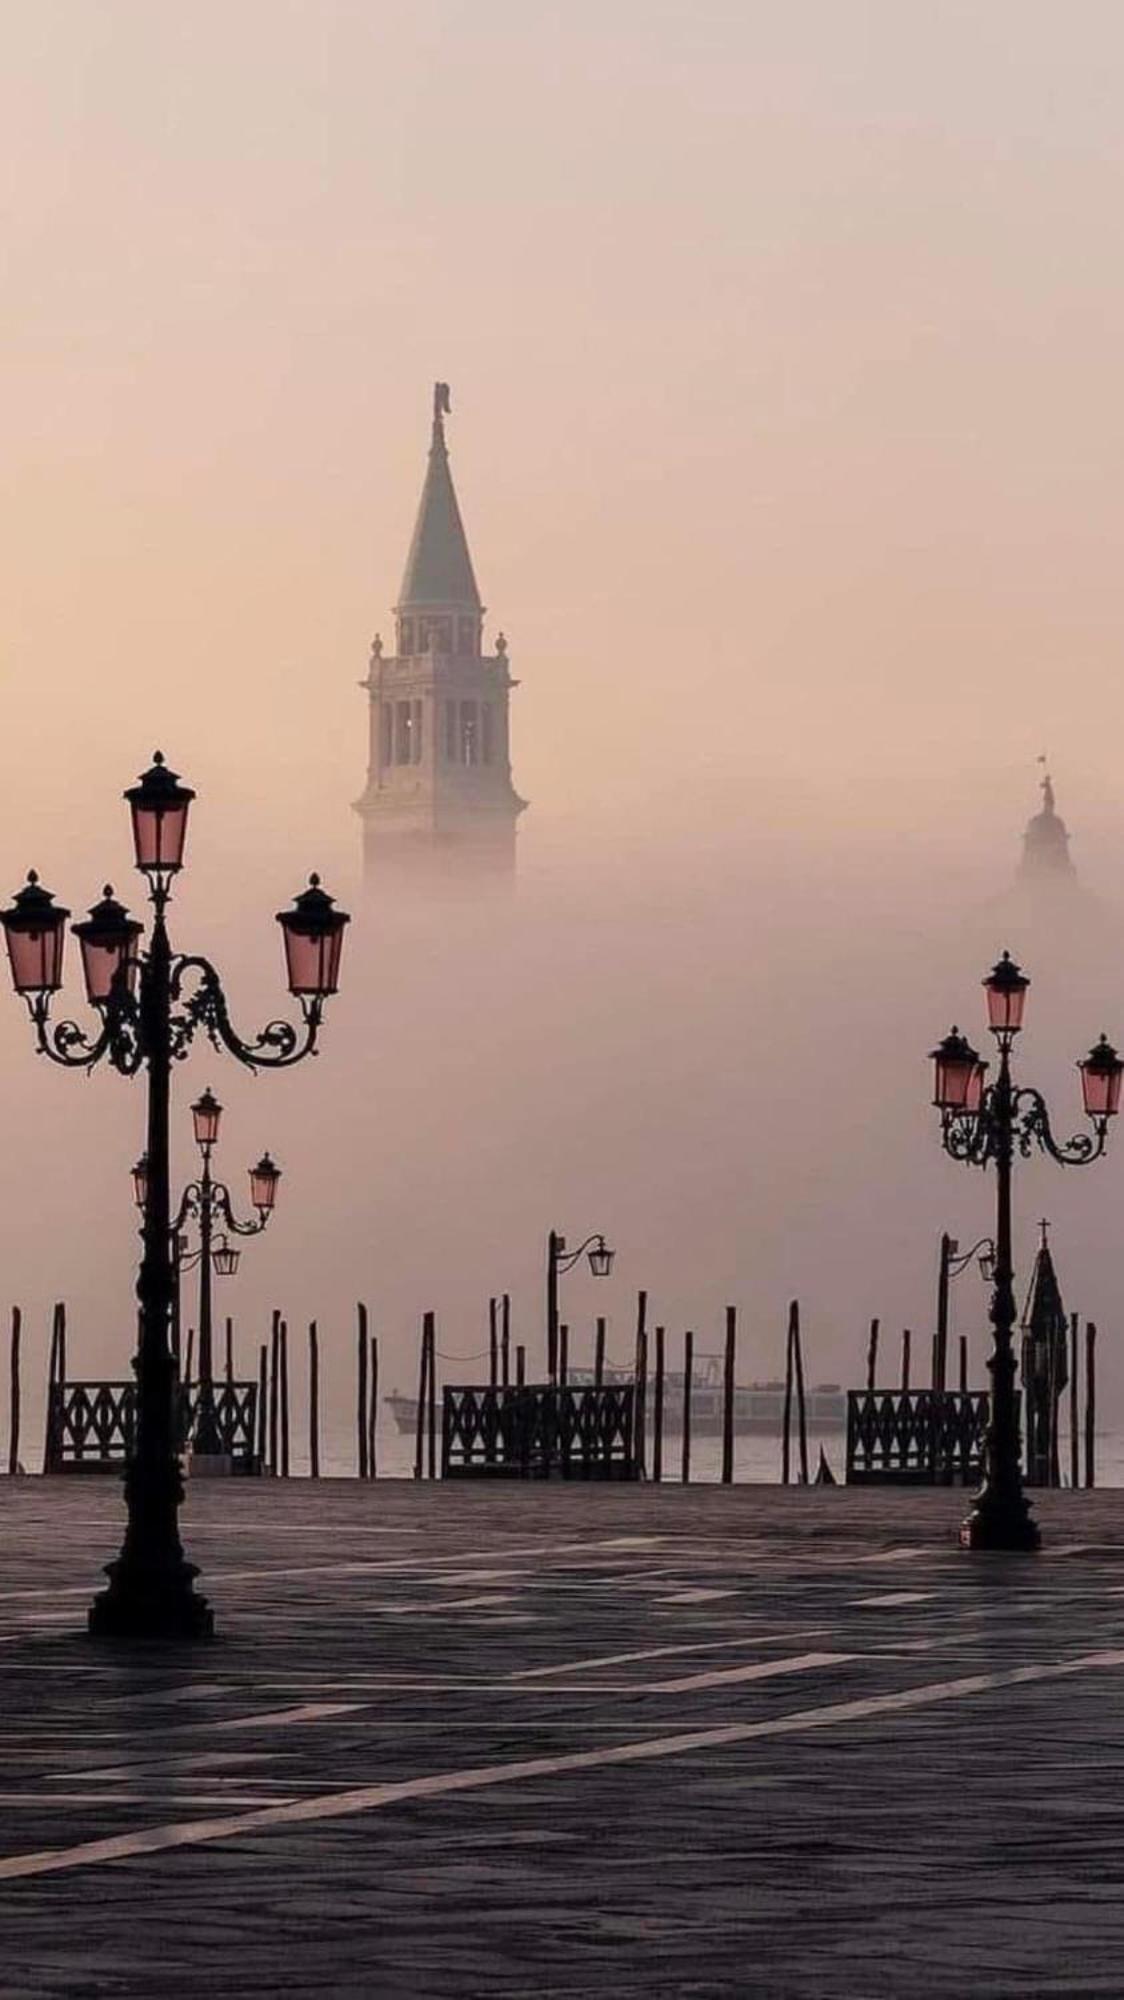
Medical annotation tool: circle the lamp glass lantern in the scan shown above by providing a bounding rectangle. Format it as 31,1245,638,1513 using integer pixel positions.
131,1155,148,1211
277,876,350,998
587,1238,615,1278
72,888,143,1006
124,752,195,877
0,874,70,997
191,1088,223,1150
249,1153,281,1215
1079,1035,1124,1121
931,1029,986,1113
983,951,1029,1036
212,1243,240,1278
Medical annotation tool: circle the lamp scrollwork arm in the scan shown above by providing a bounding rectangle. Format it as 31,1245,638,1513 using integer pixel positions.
171,956,322,1071
1013,1086,1106,1167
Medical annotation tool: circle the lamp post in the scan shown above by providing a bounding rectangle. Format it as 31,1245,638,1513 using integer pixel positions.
0,753,349,1637
133,1100,281,1461
934,1233,996,1390
546,1229,615,1381
930,951,1121,1551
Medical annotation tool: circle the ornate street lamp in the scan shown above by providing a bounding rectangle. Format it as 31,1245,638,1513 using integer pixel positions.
0,752,349,1637
171,1092,281,1462
546,1229,615,1381
930,952,1121,1551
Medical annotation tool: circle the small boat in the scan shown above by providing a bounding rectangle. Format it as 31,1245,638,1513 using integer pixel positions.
384,1362,846,1438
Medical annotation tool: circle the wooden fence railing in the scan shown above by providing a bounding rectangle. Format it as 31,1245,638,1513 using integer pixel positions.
442,1382,637,1480
45,1380,260,1474
846,1388,992,1486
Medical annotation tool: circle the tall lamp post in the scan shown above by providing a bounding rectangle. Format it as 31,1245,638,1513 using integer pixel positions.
930,951,1121,1551
0,753,349,1637
133,1093,282,1459
546,1229,615,1381
934,1233,995,1390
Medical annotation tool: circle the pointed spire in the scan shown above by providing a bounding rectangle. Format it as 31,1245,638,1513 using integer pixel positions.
397,383,482,611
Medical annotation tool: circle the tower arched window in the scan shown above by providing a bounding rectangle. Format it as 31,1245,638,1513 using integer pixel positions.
380,704,393,769
459,702,479,766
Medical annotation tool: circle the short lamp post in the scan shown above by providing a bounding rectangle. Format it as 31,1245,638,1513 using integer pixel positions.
133,1094,282,1459
930,951,1121,1551
0,753,349,1638
546,1229,615,1382
933,1232,996,1390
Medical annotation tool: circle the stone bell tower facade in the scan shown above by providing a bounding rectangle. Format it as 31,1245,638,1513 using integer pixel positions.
354,385,526,884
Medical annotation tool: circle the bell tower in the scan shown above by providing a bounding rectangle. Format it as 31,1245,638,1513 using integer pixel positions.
354,385,526,883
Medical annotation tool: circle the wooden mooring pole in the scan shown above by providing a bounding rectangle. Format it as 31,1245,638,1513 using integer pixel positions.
489,1298,499,1387
792,1300,809,1486
901,1328,911,1393
515,1343,526,1388
1085,1321,1097,1490
279,1319,290,1478
681,1330,694,1484
225,1316,234,1389
866,1317,879,1392
958,1335,968,1394
308,1321,320,1479
8,1306,20,1477
368,1332,379,1480
413,1317,428,1481
594,1317,606,1387
634,1290,648,1482
501,1294,511,1387
256,1342,268,1466
425,1311,437,1480
1069,1311,1079,1490
721,1305,736,1485
357,1303,369,1480
652,1325,665,1484
268,1311,280,1475
559,1323,569,1388
782,1304,795,1486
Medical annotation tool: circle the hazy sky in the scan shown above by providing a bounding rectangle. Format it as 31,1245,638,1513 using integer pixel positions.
4,2,1124,1453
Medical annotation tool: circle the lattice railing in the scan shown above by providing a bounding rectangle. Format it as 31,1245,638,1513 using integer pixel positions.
846,1389,993,1486
46,1379,260,1473
443,1383,637,1480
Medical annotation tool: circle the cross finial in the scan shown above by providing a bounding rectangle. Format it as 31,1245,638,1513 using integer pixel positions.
1039,1218,1050,1249
433,381,451,444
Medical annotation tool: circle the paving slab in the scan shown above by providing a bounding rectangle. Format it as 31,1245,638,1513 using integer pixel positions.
0,1479,1123,1995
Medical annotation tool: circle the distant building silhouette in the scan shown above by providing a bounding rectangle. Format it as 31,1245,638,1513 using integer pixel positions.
1018,762,1076,889
354,384,526,884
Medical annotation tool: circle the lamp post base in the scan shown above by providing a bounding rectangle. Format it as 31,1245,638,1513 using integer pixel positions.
88,1563,213,1640
959,1491,1041,1552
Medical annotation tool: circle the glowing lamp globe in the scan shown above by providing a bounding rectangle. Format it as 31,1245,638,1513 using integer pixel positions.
72,888,143,1006
191,1088,222,1150
1079,1035,1124,1121
277,875,350,998
0,874,70,997
931,1029,986,1113
125,753,195,877
249,1153,281,1215
983,951,1029,1036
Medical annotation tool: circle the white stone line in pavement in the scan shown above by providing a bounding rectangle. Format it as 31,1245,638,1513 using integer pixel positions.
4,1649,1123,1882
649,1651,854,1694
508,1626,834,1678
0,1537,671,1606
850,1592,934,1607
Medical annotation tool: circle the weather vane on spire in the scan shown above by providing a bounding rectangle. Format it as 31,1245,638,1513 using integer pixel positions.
433,381,451,442
1037,754,1056,817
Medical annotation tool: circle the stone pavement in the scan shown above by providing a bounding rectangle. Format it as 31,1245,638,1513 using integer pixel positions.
2,1479,1124,1997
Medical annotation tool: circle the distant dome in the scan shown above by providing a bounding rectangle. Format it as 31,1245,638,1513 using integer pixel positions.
1018,768,1075,884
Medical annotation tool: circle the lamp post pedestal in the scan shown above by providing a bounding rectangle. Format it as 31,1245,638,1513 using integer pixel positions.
960,1339,1040,1551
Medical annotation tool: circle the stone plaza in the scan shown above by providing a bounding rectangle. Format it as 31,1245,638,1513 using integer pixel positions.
1,1478,1123,1996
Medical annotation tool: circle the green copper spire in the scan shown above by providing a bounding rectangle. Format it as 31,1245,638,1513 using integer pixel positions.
397,383,482,611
